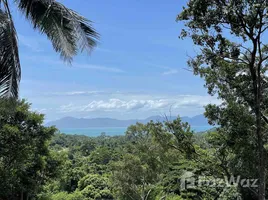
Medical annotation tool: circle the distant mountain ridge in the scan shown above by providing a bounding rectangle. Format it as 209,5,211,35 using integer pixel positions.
46,114,208,129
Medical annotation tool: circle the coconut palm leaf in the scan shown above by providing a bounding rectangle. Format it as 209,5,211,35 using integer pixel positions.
0,0,99,98
16,0,99,62
0,9,21,98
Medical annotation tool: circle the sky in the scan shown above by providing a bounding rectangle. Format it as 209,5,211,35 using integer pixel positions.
10,0,220,122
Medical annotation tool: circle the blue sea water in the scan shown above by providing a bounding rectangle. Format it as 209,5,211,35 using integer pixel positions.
60,126,213,137
60,127,127,137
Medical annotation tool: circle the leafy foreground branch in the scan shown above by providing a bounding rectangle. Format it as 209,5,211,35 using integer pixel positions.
0,0,99,98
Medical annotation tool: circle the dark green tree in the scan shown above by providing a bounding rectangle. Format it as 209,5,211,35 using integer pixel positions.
0,99,57,199
111,123,168,200
178,1,268,199
78,174,113,199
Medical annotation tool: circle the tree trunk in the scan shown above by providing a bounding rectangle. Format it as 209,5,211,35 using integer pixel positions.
250,35,266,200
20,191,23,200
258,145,265,200
257,108,265,200
256,114,265,200
256,57,265,200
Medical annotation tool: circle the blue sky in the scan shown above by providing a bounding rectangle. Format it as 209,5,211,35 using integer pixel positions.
11,0,219,121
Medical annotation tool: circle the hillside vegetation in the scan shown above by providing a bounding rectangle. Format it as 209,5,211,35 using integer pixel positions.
0,99,246,200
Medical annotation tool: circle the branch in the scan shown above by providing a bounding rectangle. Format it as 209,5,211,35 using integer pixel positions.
261,25,268,33
261,112,268,124
144,189,152,200
218,55,249,65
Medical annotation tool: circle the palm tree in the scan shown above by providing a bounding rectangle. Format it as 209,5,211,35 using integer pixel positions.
0,0,99,98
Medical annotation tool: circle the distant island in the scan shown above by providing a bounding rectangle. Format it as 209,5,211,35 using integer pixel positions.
46,114,209,129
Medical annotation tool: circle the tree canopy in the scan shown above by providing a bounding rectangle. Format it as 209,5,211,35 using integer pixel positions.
177,0,268,199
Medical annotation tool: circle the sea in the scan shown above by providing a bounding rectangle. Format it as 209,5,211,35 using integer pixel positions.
59,126,213,137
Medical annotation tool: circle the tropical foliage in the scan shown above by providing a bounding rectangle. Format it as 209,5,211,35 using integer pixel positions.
177,1,268,199
37,116,244,200
3,0,268,200
0,99,57,199
0,99,266,199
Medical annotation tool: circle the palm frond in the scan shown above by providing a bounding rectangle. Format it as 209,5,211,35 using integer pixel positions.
16,0,99,62
0,9,21,98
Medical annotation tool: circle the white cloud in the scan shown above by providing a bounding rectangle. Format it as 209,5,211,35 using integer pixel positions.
144,63,181,76
60,99,169,112
162,69,179,75
59,95,220,113
74,63,124,73
32,107,53,113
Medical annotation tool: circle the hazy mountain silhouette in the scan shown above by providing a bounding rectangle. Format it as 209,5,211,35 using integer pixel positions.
46,114,208,129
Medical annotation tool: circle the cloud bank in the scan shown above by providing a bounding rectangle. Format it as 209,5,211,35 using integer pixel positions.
59,95,220,113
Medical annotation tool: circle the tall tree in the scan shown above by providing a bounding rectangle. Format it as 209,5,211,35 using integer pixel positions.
0,99,57,199
178,1,268,199
0,0,99,98
111,123,169,200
